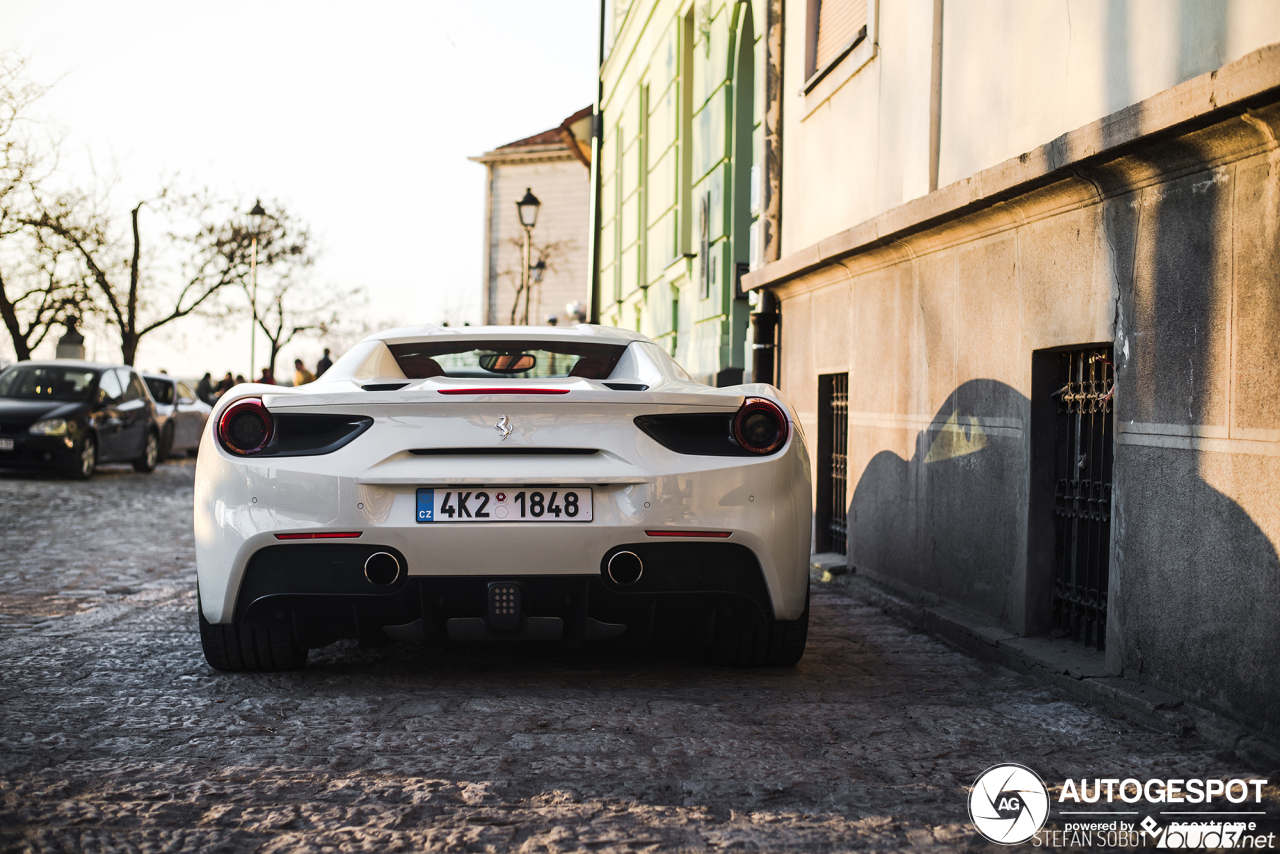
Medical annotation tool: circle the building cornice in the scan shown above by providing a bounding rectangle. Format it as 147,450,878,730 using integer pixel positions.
468,144,578,166
744,42,1280,292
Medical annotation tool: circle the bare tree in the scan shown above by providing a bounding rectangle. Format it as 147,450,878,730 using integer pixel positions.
216,203,353,379
0,51,80,362
250,276,362,381
501,238,572,325
24,187,266,365
0,229,91,360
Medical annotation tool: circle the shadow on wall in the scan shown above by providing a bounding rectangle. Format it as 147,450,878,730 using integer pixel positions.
1106,112,1280,732
1116,444,1280,732
848,379,1029,629
849,371,1279,735
847,0,1276,732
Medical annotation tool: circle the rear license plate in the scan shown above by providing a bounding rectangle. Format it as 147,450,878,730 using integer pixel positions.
416,487,592,523
0,438,12,451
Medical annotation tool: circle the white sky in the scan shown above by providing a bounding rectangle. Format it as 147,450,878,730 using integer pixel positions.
3,1,598,379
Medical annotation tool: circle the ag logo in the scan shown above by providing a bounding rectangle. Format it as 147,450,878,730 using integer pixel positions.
968,764,1050,844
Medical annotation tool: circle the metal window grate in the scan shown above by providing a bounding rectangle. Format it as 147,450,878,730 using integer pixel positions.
817,373,849,555
1050,348,1115,650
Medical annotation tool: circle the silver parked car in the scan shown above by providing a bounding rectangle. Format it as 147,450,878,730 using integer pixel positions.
142,374,212,458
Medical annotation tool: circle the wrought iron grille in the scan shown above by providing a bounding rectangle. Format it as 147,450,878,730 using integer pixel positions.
817,373,849,555
1051,348,1115,650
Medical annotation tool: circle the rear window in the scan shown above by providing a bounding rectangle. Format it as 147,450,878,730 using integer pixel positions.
145,377,175,405
387,340,627,380
0,366,97,401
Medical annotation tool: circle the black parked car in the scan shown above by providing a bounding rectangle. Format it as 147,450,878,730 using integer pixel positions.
0,361,162,479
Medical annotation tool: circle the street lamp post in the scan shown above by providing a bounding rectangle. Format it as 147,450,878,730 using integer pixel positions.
530,258,547,325
515,188,541,325
247,200,266,378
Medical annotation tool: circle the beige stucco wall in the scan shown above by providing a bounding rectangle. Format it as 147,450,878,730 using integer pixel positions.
481,154,590,327
780,0,1280,255
774,94,1280,733
779,191,1115,626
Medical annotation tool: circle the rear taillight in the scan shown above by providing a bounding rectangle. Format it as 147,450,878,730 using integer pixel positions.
732,397,788,454
218,398,274,455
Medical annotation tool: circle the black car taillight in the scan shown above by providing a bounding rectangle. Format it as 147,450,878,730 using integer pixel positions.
218,399,274,455
218,400,372,457
635,397,790,457
265,413,373,456
634,413,740,455
732,398,789,454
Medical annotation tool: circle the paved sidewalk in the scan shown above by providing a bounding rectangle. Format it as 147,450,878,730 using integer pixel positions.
0,463,1275,852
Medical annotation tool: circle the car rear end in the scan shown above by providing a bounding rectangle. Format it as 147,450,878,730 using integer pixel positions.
194,329,812,668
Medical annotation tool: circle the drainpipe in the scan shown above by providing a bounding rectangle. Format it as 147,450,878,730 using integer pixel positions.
586,0,607,324
761,0,784,266
751,289,778,385
751,0,785,387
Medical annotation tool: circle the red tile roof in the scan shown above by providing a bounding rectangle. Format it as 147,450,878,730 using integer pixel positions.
495,106,594,150
495,128,565,149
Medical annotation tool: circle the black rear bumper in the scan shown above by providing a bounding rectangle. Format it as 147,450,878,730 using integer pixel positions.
232,542,776,649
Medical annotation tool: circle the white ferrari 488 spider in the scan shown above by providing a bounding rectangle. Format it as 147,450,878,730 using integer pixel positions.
194,325,812,671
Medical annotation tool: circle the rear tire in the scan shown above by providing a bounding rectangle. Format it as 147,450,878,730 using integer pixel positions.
132,429,159,473
199,609,307,672
710,585,809,667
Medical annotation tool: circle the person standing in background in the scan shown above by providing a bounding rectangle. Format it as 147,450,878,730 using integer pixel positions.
294,359,316,387
217,372,235,397
259,368,275,385
196,372,214,405
316,348,333,377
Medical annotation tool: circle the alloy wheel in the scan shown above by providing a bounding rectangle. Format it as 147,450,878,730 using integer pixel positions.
145,433,158,469
80,437,96,478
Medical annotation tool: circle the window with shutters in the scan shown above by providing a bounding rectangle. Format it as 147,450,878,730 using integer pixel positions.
805,0,870,90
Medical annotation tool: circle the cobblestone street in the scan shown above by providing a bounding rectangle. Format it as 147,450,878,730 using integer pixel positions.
0,463,1275,853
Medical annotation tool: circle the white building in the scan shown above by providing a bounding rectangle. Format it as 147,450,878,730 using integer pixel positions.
471,108,593,326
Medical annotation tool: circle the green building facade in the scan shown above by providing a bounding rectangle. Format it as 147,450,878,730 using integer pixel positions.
595,0,766,385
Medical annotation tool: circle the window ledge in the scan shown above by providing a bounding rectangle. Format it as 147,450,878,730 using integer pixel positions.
663,253,697,283
802,27,866,95
801,29,876,121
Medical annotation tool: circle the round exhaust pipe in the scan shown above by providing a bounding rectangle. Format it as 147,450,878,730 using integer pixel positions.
364,552,401,586
606,551,643,585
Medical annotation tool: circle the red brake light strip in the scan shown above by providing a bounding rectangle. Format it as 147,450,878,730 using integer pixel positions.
645,530,732,538
275,532,363,540
437,388,570,395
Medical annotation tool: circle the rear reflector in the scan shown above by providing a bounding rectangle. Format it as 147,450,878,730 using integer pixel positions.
645,530,732,538
436,388,570,395
275,532,363,540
